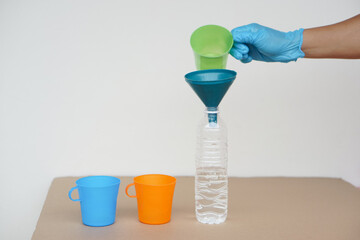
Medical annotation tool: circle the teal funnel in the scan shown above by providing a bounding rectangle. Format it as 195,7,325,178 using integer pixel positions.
185,69,236,108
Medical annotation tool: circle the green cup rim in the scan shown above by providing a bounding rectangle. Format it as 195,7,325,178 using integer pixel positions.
190,24,233,59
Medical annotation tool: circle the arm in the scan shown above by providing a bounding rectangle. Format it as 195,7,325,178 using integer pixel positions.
302,14,360,59
230,14,360,63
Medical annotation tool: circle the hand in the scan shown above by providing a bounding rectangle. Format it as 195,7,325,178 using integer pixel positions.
230,23,305,63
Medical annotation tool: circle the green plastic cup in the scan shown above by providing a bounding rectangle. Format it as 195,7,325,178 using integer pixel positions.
190,25,233,70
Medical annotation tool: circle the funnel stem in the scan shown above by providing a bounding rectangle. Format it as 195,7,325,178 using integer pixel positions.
206,107,219,126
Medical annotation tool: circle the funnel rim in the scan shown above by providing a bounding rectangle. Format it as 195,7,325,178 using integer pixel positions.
185,69,236,85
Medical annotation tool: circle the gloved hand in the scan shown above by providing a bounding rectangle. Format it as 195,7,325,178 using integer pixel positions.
230,23,305,63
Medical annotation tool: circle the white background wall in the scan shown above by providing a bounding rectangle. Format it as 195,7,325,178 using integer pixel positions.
1,0,360,239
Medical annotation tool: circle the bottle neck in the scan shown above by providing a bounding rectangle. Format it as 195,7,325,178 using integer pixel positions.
204,107,219,125
206,107,218,112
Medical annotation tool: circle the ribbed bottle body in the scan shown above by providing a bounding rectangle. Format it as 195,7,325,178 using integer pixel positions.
195,108,228,224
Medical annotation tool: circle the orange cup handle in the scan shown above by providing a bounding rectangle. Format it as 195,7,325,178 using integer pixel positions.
125,183,136,198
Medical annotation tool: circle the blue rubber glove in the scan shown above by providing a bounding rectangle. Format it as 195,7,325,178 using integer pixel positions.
230,23,305,63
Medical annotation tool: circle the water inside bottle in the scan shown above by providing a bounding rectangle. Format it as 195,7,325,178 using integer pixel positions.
195,166,228,224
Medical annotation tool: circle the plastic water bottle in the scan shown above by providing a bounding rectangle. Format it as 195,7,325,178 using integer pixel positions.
195,107,228,224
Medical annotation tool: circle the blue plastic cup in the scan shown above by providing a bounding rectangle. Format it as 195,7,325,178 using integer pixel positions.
68,176,121,227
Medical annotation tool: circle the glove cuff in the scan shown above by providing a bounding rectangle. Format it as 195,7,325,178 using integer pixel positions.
297,28,305,59
289,28,305,62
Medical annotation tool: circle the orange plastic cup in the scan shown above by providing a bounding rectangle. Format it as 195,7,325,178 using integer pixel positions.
125,174,176,224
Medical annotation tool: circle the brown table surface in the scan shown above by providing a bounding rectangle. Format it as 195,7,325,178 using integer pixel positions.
32,177,360,240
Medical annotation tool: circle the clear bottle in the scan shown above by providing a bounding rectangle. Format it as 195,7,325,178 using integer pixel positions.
195,107,228,224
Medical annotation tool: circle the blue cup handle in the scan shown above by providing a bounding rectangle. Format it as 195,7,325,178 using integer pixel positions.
68,186,80,201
